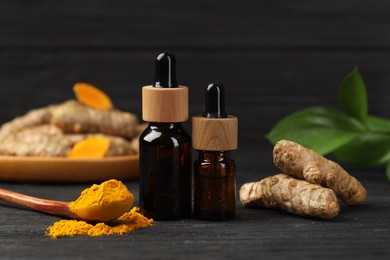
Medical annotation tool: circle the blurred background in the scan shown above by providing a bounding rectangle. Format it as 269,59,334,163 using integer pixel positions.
0,0,389,175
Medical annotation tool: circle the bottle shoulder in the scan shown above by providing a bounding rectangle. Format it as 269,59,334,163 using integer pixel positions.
195,151,235,164
194,151,236,177
140,124,191,145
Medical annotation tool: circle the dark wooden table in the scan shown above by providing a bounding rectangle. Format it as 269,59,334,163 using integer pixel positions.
0,146,389,259
1,0,390,259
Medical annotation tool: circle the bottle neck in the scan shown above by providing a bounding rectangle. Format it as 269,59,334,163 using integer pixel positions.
197,150,232,161
148,122,182,130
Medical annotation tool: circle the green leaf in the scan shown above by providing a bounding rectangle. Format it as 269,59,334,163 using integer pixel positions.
338,67,368,124
266,107,365,155
333,132,390,167
367,115,390,134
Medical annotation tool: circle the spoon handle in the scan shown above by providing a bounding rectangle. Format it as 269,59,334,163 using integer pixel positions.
0,188,71,217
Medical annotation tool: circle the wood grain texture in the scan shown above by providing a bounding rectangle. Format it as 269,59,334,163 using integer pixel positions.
0,171,389,259
192,116,238,151
0,155,139,182
142,85,188,122
0,0,390,258
1,51,390,140
0,0,389,49
0,187,71,218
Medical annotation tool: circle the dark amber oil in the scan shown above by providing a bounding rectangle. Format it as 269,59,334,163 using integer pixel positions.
139,122,191,220
194,151,236,220
139,52,191,220
193,82,237,221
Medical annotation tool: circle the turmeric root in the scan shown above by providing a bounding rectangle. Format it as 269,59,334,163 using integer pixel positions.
0,100,138,140
50,100,138,138
273,139,366,205
73,82,113,110
0,107,51,142
129,123,148,152
104,135,137,156
0,125,82,156
0,83,140,158
240,173,340,219
0,125,136,157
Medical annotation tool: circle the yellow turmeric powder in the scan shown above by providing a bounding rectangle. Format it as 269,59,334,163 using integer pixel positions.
46,179,153,238
69,179,134,222
47,207,154,238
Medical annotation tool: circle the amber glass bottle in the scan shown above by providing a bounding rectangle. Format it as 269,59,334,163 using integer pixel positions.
194,150,236,220
139,52,191,220
192,83,238,221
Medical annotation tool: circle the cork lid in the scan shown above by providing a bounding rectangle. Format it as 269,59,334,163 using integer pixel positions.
192,83,238,151
142,52,188,123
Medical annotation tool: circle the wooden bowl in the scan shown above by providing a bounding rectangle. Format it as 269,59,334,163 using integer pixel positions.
0,155,139,183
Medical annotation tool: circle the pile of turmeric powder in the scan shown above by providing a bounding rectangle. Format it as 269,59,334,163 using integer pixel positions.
240,140,367,219
47,207,153,238
69,179,135,221
46,179,153,238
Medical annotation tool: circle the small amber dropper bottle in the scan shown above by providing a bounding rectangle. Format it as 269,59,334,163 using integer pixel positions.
192,83,238,220
139,52,191,220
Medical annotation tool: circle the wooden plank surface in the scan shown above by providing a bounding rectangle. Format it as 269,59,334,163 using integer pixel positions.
1,52,390,138
1,0,390,259
0,0,389,48
0,169,389,259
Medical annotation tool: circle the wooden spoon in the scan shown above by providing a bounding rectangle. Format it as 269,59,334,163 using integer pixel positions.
0,187,129,222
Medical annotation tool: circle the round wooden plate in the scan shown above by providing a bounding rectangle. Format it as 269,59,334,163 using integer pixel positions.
0,155,139,183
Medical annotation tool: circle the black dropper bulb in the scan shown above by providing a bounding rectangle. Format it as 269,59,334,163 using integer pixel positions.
203,83,228,118
153,52,178,88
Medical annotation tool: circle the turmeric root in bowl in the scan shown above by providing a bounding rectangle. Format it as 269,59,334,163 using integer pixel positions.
0,83,142,182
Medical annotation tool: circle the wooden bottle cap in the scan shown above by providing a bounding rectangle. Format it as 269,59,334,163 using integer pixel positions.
192,116,238,151
142,85,189,122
